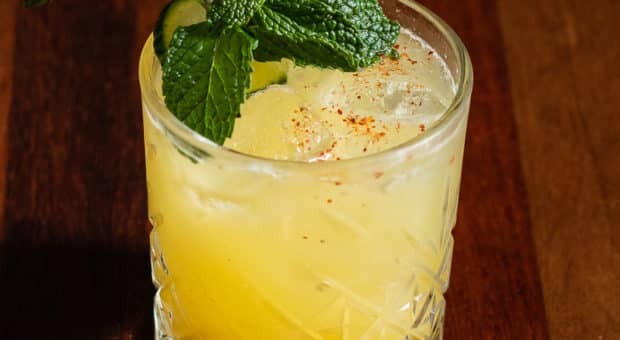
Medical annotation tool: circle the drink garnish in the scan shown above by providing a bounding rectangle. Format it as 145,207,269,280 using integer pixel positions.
158,0,401,144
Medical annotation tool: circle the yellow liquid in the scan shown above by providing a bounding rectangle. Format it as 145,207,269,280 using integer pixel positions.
143,30,468,340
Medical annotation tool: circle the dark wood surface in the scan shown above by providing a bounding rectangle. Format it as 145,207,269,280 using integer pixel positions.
0,1,617,339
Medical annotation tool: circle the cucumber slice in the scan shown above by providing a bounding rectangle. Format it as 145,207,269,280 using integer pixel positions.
154,0,207,63
153,0,289,91
249,59,291,94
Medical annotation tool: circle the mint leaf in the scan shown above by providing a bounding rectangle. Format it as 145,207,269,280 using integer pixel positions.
23,0,50,7
163,23,257,144
248,7,359,71
249,0,399,71
207,0,266,28
310,0,400,62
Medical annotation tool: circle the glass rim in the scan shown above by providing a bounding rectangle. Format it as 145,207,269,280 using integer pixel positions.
139,0,473,170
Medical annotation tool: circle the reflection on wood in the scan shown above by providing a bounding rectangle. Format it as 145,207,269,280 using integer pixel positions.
499,0,620,338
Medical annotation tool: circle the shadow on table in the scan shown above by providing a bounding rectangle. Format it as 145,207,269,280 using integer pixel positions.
0,239,154,340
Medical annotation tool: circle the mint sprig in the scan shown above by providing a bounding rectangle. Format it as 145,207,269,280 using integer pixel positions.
160,0,399,145
248,6,360,71
253,0,400,70
163,25,257,144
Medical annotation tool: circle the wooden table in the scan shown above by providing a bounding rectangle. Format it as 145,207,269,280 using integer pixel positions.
1,1,618,339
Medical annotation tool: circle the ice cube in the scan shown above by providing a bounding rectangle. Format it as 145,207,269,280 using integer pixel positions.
185,189,245,216
322,209,370,239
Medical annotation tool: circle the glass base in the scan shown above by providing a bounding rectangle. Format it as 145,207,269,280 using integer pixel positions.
150,229,447,340
153,299,444,340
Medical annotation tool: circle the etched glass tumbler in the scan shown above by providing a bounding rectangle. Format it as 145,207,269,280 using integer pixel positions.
139,1,472,339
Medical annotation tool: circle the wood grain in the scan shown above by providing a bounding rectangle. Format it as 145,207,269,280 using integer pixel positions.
3,0,147,246
5,0,609,339
498,0,620,338
1,1,152,338
415,1,550,339
0,1,17,241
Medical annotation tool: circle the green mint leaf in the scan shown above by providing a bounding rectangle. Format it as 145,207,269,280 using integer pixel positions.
313,0,400,62
163,23,257,144
207,0,266,28
23,0,50,7
249,0,399,71
248,7,359,71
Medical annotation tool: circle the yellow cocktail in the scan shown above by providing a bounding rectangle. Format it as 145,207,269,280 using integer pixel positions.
139,1,472,339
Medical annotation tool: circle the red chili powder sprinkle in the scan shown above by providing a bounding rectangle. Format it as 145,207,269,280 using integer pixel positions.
419,124,426,132
374,172,384,179
358,117,375,125
373,132,386,142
